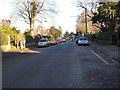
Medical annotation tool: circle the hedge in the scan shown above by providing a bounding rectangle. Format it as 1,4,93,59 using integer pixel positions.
34,36,41,43
25,35,41,43
89,32,118,45
25,35,34,43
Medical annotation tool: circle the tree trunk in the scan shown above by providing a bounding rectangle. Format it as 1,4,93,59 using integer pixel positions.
29,17,35,33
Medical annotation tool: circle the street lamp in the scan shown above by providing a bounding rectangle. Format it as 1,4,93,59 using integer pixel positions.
37,18,47,37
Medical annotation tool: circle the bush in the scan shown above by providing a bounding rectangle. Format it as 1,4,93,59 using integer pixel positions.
96,32,110,40
1,33,10,45
25,35,34,43
89,32,118,45
34,36,41,43
1,25,21,46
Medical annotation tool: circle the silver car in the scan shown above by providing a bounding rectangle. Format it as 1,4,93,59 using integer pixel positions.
38,39,49,47
77,37,89,46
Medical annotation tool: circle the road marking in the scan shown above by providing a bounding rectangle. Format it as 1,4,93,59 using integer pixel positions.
91,50,109,64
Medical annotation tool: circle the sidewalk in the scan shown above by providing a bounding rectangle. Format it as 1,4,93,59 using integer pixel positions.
90,42,119,62
2,46,38,58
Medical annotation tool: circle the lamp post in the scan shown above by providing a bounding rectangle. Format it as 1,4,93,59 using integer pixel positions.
40,21,43,36
38,19,47,37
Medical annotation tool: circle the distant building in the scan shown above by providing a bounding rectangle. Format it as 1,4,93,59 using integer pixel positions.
35,25,51,36
0,16,13,27
0,19,11,26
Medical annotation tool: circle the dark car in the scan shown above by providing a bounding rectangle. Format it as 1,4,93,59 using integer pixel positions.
75,36,80,44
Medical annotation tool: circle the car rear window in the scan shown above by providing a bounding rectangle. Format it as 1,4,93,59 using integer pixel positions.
40,40,47,42
49,39,52,41
49,39,54,41
79,37,88,40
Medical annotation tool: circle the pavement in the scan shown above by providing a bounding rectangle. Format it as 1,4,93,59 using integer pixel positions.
2,45,37,58
90,42,119,63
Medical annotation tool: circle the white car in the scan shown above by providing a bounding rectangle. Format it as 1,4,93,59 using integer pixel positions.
77,37,89,46
62,39,66,42
38,39,49,47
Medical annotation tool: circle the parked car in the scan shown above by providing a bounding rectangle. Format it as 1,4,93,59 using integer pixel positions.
48,38,57,45
62,39,66,42
38,39,49,47
58,39,63,43
77,37,89,46
55,39,62,43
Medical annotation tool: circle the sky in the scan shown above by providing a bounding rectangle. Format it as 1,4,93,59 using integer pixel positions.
53,0,79,33
0,0,84,34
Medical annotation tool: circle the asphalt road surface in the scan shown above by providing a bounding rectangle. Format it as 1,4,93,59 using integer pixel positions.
3,41,119,88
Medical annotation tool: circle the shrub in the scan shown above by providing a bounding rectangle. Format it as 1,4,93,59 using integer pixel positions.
1,33,10,45
89,32,118,45
34,36,41,43
1,25,21,45
25,35,34,43
96,32,110,40
24,31,31,35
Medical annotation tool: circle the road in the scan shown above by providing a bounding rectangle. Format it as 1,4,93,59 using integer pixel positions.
3,41,119,88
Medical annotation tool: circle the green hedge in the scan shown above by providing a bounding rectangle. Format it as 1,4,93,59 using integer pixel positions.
1,33,10,45
97,32,110,41
34,36,41,43
25,35,41,43
89,32,118,45
25,35,34,43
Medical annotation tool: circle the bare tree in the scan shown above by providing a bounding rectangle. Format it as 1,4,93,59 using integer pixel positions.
12,0,58,31
76,0,98,16
76,11,100,34
75,0,99,34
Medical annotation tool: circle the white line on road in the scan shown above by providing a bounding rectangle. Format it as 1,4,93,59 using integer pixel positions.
91,50,109,64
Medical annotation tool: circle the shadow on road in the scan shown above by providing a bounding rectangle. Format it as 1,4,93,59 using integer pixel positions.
2,47,41,59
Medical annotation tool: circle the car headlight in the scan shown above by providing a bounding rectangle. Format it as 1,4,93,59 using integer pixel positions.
38,42,41,44
78,40,81,43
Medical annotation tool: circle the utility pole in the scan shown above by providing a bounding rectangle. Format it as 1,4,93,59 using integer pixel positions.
78,3,88,36
85,8,88,36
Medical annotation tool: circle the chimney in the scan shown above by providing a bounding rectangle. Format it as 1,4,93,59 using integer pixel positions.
10,16,13,27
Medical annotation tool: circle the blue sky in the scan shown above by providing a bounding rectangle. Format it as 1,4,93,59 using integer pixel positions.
0,0,84,33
